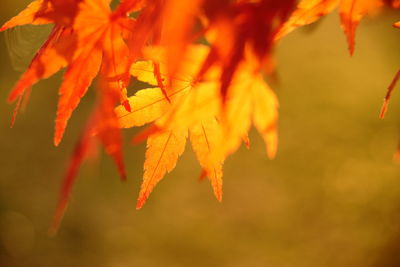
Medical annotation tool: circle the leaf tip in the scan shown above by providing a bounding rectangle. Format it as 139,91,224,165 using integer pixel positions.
54,124,67,147
346,38,355,56
379,100,388,119
114,158,127,181
215,191,222,202
48,198,69,238
198,170,207,182
7,93,18,104
267,147,277,159
122,100,132,112
54,136,61,147
120,172,127,182
136,196,147,210
243,135,250,149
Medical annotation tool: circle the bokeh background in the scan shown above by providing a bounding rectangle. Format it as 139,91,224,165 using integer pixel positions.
1,1,400,266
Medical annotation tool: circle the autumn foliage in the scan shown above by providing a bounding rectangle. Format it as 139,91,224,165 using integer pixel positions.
1,0,399,231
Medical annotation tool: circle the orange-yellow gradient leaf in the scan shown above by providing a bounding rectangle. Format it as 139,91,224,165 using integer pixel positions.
210,64,279,160
120,45,277,206
153,46,279,161
116,60,226,204
252,76,279,159
115,59,197,128
158,81,220,131
137,128,187,209
137,46,220,132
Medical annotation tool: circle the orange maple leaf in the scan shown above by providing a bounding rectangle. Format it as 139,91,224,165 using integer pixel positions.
1,0,134,146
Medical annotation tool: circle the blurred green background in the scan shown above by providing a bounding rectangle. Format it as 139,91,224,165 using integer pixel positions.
1,1,400,266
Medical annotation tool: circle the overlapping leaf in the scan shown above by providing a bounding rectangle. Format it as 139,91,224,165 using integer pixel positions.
1,0,398,229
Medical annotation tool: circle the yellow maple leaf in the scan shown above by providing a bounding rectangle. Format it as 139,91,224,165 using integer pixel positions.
115,44,278,208
115,52,224,207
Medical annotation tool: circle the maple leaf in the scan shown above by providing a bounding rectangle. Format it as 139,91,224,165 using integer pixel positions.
115,47,225,207
138,128,188,208
150,47,278,159
118,88,218,208
189,118,224,201
1,0,134,147
2,0,398,230
115,45,278,208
